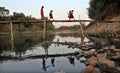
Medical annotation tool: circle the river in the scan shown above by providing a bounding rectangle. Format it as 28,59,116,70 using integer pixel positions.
0,32,91,73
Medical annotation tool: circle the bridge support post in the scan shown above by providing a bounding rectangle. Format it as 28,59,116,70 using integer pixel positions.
79,22,85,46
10,21,14,41
43,20,47,40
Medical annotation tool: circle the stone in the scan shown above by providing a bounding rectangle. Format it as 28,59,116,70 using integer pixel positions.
97,54,117,72
110,45,116,50
112,55,120,60
88,56,97,67
54,70,66,73
81,65,100,73
77,51,84,57
86,49,96,57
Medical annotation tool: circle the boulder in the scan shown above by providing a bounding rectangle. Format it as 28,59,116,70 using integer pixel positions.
97,54,117,72
112,55,120,60
110,45,116,50
76,51,84,57
77,52,84,57
116,52,120,55
86,49,96,57
81,65,100,73
88,56,97,67
113,39,120,42
113,49,120,52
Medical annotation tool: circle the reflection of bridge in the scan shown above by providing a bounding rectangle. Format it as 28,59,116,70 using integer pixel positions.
0,52,78,60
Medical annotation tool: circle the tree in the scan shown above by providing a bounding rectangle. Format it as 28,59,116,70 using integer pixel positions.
11,12,26,20
0,7,9,17
0,7,9,21
88,0,120,20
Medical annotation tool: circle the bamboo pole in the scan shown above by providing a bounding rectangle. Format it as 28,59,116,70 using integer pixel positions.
10,21,14,59
43,20,47,40
11,40,14,59
79,21,85,46
79,16,85,46
10,21,14,41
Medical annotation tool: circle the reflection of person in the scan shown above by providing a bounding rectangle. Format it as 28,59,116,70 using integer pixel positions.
57,38,59,46
40,6,44,19
51,57,55,67
68,56,75,65
42,58,46,71
57,38,59,42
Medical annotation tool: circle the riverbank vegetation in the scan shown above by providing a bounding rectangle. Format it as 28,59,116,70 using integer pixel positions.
88,0,120,20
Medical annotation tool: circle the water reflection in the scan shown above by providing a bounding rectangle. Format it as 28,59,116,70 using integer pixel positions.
51,57,55,67
11,41,14,60
0,33,86,73
42,57,46,71
68,56,75,65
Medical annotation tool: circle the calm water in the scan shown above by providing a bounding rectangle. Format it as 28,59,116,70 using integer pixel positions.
0,33,90,73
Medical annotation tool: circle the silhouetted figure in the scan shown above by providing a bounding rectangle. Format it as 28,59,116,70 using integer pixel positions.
49,10,53,20
68,56,75,65
40,6,44,19
42,58,46,71
71,10,74,18
51,57,55,67
68,10,75,20
68,10,71,20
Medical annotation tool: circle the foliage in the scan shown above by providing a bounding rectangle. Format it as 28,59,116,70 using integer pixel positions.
0,7,9,21
0,7,9,17
88,0,120,20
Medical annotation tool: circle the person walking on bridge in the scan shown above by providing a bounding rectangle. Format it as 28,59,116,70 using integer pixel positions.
68,10,75,20
40,6,44,19
49,10,54,20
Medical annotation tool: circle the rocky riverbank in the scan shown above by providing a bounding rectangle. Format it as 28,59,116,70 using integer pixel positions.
53,38,120,73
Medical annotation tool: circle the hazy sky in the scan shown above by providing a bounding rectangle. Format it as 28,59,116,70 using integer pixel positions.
0,0,90,27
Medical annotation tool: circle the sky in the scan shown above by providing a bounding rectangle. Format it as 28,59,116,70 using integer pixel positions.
0,0,90,28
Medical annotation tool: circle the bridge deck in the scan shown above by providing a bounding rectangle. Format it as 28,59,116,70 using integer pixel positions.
0,19,120,24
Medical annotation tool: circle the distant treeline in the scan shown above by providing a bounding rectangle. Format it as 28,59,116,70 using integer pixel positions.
58,24,86,31
88,0,120,20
